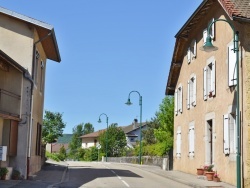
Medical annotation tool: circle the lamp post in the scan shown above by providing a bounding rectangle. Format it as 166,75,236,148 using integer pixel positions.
125,91,142,165
200,19,241,188
98,113,109,162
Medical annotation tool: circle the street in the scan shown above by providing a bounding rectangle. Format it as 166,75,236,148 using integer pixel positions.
54,161,191,188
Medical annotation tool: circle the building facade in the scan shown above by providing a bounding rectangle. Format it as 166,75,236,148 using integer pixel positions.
166,0,250,186
0,7,60,179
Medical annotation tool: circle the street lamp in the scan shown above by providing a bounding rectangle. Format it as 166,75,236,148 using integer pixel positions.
98,113,109,162
125,91,142,165
200,19,241,188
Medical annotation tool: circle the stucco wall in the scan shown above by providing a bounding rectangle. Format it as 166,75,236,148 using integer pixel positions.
172,3,247,186
0,14,33,73
242,24,250,188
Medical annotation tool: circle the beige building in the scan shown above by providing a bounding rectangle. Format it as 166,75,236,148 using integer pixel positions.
0,7,60,179
166,0,250,186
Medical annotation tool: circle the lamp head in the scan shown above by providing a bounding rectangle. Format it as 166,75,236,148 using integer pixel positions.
97,118,101,123
125,98,132,105
200,36,218,52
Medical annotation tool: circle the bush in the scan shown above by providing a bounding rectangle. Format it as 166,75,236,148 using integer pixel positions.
46,151,60,162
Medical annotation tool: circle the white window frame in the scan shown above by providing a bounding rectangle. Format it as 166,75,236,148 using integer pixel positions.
188,122,195,158
176,126,181,158
203,57,216,100
187,40,197,64
228,42,237,87
175,84,183,115
187,74,196,109
223,112,237,155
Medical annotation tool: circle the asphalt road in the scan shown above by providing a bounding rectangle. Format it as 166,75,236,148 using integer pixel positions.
54,161,191,188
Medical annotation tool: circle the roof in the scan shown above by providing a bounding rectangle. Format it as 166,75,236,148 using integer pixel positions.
56,134,73,144
0,7,61,62
80,130,105,138
219,0,250,19
165,0,250,95
121,122,148,134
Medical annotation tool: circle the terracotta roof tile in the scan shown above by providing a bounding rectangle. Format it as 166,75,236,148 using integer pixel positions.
219,0,250,18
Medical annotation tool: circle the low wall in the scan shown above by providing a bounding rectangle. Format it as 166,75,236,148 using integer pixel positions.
106,156,170,171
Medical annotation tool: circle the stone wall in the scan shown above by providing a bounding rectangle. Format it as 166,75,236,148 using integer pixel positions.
106,156,170,170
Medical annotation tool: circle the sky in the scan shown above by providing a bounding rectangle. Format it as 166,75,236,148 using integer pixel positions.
0,0,202,133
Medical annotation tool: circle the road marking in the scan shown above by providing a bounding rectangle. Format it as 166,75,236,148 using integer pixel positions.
103,164,130,187
122,180,130,187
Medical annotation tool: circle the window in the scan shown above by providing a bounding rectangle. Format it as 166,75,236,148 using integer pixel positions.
176,126,181,158
36,123,42,155
40,60,44,92
187,40,197,64
203,18,215,45
33,50,40,85
188,123,195,157
203,59,216,100
223,113,237,155
175,84,183,115
228,43,237,87
187,75,196,109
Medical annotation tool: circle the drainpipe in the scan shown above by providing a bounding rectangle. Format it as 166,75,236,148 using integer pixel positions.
26,31,51,179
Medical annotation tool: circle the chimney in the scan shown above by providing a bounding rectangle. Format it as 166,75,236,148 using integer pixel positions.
133,119,138,129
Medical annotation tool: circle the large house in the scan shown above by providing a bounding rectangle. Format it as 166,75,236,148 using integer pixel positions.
165,0,250,186
0,7,60,179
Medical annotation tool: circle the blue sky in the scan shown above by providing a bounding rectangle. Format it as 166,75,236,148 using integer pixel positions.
1,0,201,133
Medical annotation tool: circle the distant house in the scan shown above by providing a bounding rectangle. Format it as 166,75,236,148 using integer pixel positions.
122,119,148,148
80,130,103,149
46,134,73,153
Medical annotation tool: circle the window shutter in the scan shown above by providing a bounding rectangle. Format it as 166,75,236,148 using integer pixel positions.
193,40,197,58
187,80,190,109
229,114,236,154
179,86,183,113
175,90,178,115
176,128,181,157
223,114,230,155
209,18,215,40
189,126,195,157
228,43,237,86
203,67,207,100
193,75,196,106
203,29,208,45
211,60,216,96
187,47,191,64
9,120,18,156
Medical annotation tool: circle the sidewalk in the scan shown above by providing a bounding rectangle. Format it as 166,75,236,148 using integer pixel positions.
119,163,236,188
0,160,68,188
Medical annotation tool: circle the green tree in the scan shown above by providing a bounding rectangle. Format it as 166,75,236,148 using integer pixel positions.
83,123,94,135
141,96,174,156
42,110,66,144
58,145,67,161
68,123,84,159
99,123,127,157
153,96,174,153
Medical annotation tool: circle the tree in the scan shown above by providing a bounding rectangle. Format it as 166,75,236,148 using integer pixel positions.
83,123,94,135
99,123,127,157
42,110,66,144
141,96,174,156
58,145,67,161
153,96,174,152
68,123,84,159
